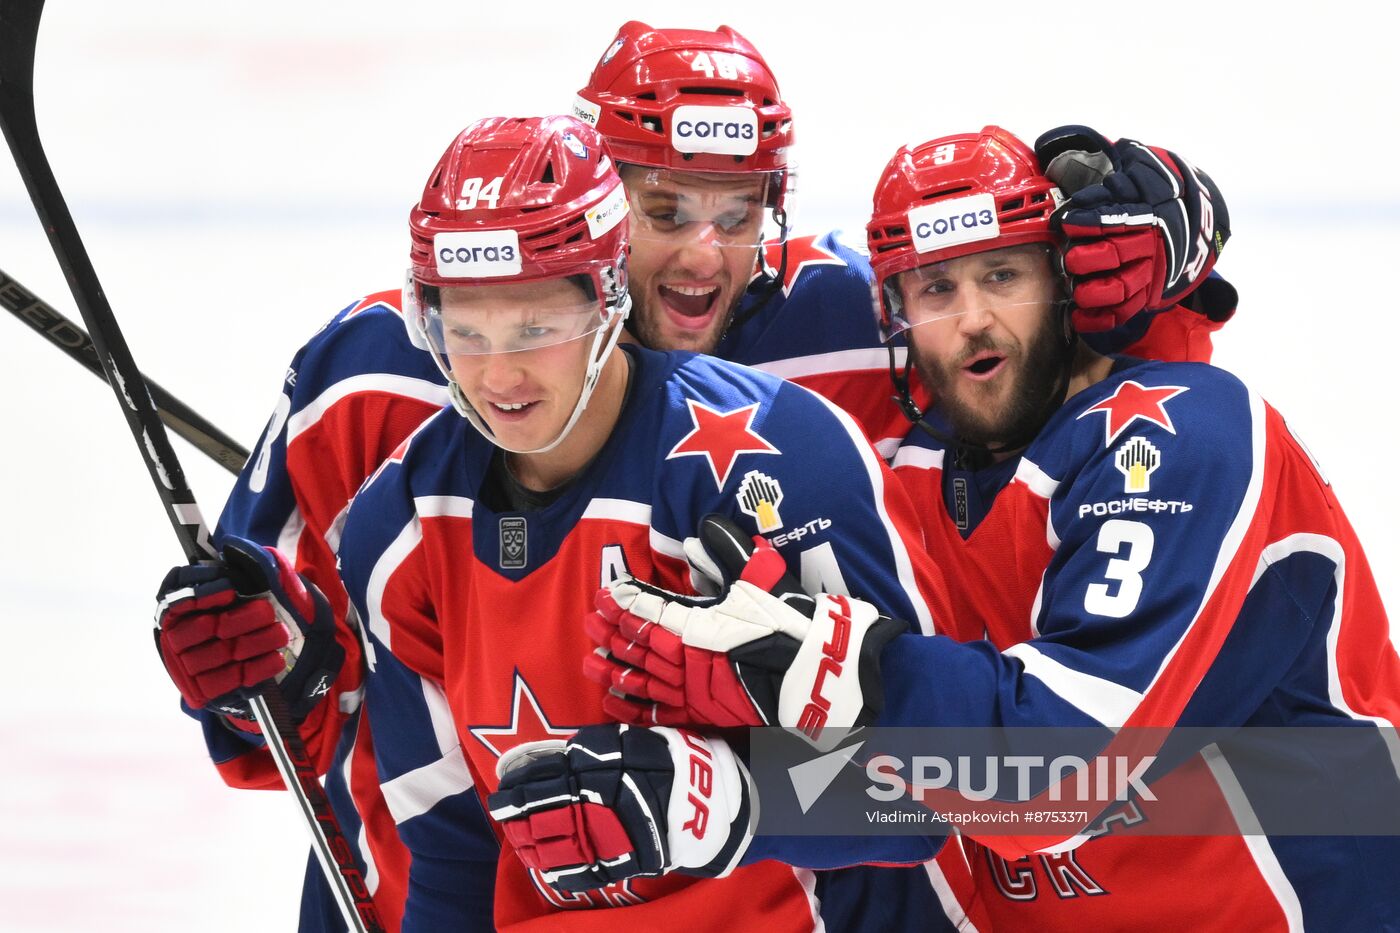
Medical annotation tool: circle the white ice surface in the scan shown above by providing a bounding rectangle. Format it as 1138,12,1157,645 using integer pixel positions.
0,2,1395,930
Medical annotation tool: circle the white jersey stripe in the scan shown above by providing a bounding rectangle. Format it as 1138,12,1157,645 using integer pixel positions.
1201,745,1304,930
890,445,945,472
415,495,475,520
796,384,935,635
1141,389,1268,703
1002,642,1145,728
923,851,982,932
366,517,423,657
581,497,651,526
381,743,475,826
792,867,826,931
1014,457,1061,501
577,496,687,560
1255,533,1400,777
338,726,379,895
749,347,905,382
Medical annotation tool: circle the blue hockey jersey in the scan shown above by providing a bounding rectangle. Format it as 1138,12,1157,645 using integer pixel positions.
875,357,1400,930
333,344,974,931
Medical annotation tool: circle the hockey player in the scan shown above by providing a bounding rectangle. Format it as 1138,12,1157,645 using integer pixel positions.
151,22,972,930
570,20,917,454
510,127,1400,930
330,114,960,930
152,23,1235,930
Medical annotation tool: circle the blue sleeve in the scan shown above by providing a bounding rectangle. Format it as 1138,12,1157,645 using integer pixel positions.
654,363,943,634
364,631,498,932
653,372,947,870
878,373,1264,735
339,460,499,929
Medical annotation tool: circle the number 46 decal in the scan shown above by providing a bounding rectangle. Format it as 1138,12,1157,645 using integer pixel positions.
690,51,739,79
1084,519,1154,618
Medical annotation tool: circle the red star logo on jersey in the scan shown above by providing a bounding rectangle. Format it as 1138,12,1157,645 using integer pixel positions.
1078,380,1189,447
343,288,402,320
667,399,780,488
760,234,845,294
469,671,577,759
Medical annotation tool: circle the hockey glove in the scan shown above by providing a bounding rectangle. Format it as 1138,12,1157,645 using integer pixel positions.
1035,125,1231,332
154,536,343,726
583,513,905,749
487,725,752,893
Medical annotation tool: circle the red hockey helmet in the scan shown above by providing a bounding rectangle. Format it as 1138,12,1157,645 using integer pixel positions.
408,114,629,299
574,21,792,177
404,115,631,452
573,21,794,235
866,126,1063,340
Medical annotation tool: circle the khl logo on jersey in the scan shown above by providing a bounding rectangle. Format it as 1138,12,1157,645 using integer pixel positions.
499,516,527,569
738,469,785,533
1115,437,1161,493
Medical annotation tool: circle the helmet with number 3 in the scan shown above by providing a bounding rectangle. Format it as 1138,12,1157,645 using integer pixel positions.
403,115,631,452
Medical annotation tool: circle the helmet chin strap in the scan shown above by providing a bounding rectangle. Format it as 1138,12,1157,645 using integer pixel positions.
448,295,631,455
890,298,1077,460
728,207,790,334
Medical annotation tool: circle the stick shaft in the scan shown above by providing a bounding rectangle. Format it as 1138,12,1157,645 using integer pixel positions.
0,265,250,474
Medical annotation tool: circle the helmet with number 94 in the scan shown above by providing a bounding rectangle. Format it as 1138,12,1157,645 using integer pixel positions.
866,125,1064,342
404,115,631,453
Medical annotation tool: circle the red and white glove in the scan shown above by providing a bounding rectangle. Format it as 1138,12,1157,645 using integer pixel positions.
154,536,343,726
1034,125,1231,332
583,514,906,749
487,724,752,894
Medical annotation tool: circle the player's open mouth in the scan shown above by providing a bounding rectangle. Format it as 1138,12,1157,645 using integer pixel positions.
487,400,539,422
658,283,721,330
962,352,1006,382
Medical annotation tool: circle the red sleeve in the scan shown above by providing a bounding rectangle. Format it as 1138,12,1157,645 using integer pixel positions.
1120,304,1227,364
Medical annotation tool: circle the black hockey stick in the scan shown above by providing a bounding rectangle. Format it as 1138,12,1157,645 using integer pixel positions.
0,266,250,474
0,3,383,930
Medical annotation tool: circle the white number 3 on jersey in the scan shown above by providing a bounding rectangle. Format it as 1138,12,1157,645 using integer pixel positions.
1084,519,1154,618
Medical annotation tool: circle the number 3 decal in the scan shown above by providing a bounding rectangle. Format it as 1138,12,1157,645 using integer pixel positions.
1084,519,1154,618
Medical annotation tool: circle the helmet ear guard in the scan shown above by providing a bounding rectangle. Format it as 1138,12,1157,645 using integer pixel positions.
401,271,434,352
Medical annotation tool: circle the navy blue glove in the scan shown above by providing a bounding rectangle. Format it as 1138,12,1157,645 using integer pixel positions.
487,724,753,894
1036,125,1231,332
154,536,343,725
